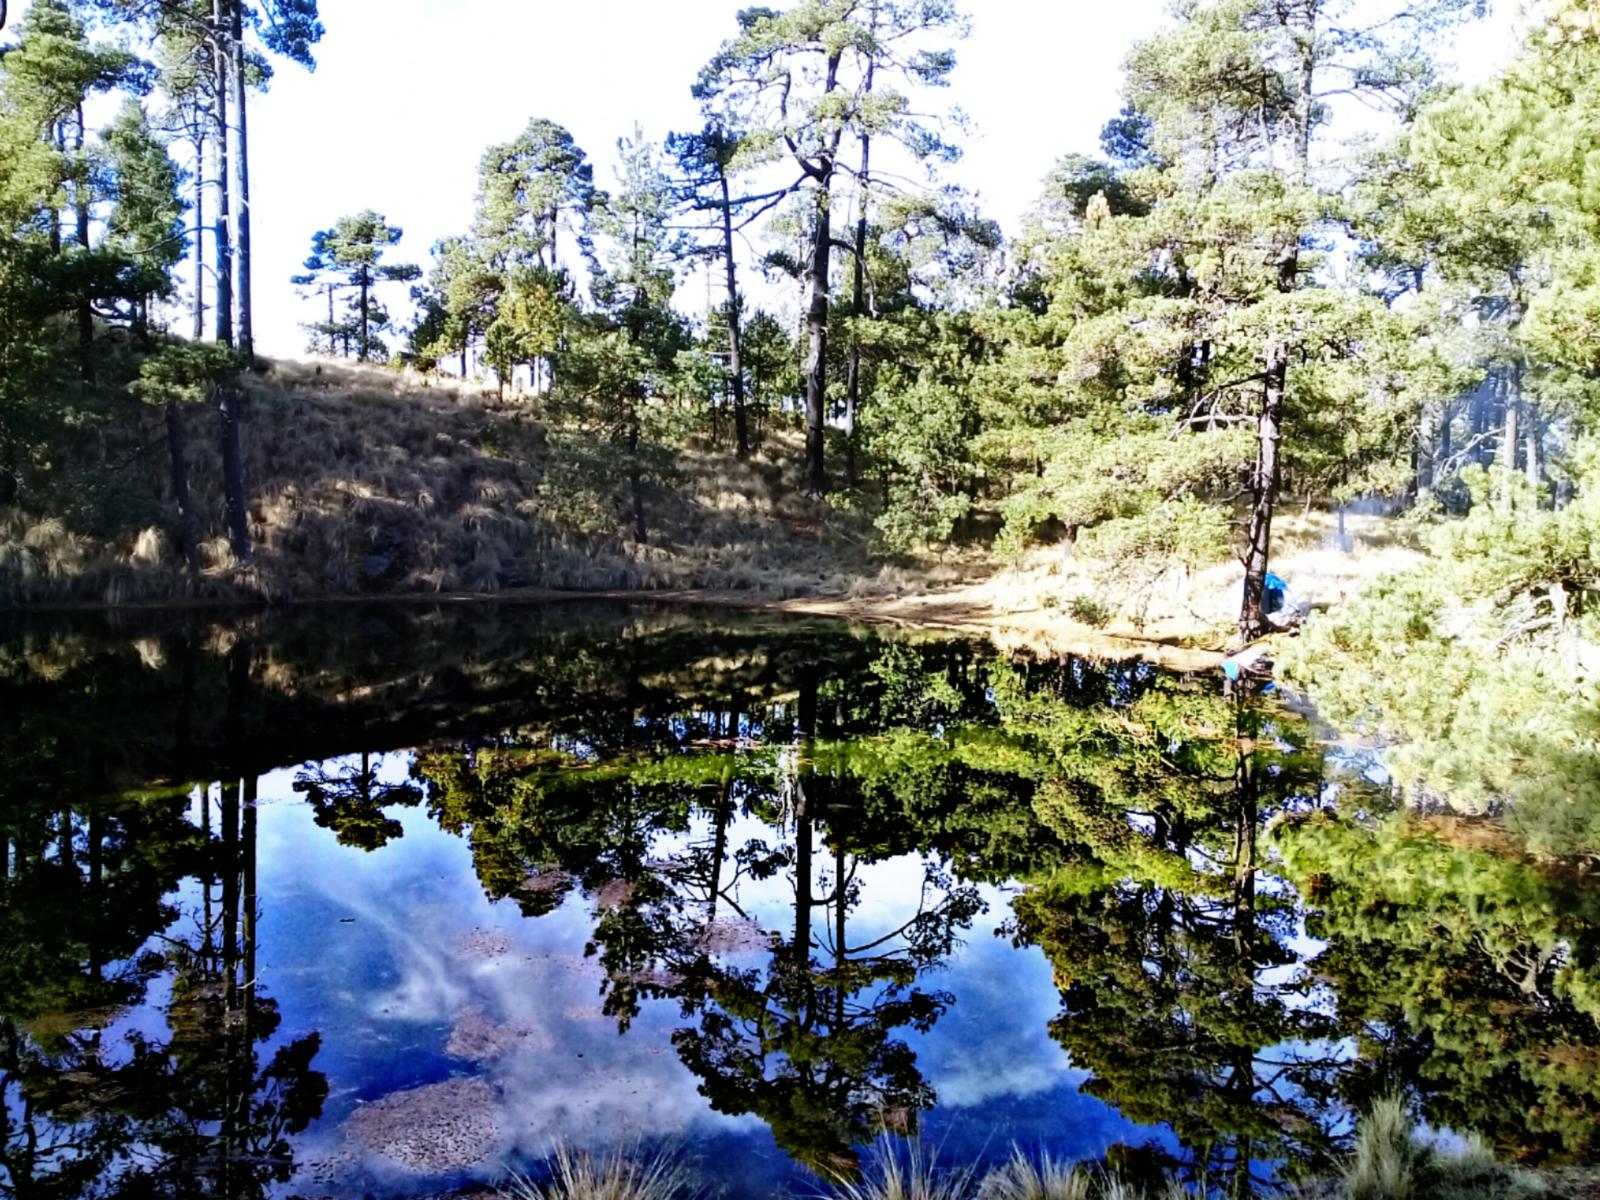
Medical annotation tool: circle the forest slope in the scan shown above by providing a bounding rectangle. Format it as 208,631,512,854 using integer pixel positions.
0,357,1412,664
0,358,908,606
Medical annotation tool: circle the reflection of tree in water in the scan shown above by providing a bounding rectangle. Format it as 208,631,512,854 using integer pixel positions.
294,749,422,850
1003,667,1343,1192
10,610,1600,1194
671,663,985,1180
414,641,1004,1178
0,636,327,1197
1277,798,1600,1164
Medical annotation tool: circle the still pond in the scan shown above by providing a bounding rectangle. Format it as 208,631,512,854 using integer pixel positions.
1,604,1596,1197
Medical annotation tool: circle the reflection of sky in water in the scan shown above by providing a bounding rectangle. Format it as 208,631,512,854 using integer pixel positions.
245,754,1169,1197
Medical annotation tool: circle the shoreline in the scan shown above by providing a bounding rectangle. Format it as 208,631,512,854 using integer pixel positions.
0,582,1243,673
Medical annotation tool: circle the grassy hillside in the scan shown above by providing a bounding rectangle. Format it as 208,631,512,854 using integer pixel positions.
0,359,910,606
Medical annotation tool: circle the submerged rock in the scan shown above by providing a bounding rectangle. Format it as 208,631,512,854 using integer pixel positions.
345,1076,500,1173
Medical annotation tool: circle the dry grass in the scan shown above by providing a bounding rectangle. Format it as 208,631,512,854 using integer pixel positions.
977,1150,1095,1200
1329,1096,1546,1200
834,1140,976,1200
502,1144,695,1200
0,356,1419,637
960,507,1422,645
0,357,884,606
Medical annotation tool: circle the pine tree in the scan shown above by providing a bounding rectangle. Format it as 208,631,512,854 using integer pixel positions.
101,98,186,339
292,211,420,362
694,0,966,496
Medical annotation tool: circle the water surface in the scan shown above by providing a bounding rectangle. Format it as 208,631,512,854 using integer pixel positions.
2,604,1596,1197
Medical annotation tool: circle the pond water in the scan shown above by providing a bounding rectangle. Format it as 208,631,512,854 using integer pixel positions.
2,604,1598,1198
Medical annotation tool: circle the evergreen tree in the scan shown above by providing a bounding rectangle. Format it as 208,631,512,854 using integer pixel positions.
292,210,420,362
694,0,967,496
101,97,186,338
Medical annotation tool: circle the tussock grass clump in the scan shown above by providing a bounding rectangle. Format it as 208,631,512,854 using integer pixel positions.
835,1140,974,1200
1339,1096,1545,1200
978,1149,1094,1200
974,1150,1185,1200
502,1143,695,1200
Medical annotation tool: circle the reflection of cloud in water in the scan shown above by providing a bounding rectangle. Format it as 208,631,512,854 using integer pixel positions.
263,789,763,1191
448,1006,550,1060
260,757,1132,1191
344,1076,502,1172
915,886,1077,1109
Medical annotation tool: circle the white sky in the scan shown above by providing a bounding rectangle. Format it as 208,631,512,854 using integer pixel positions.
10,0,1525,356
248,0,1179,356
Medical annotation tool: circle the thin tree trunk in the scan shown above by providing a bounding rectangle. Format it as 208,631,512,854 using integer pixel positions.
1241,346,1285,643
166,403,201,573
801,52,843,498
239,772,258,1143
719,166,750,459
214,386,252,562
75,104,93,381
1438,399,1452,481
793,667,817,964
50,122,64,254
803,178,833,496
845,28,876,490
192,129,206,339
359,271,370,361
1416,399,1441,501
1526,409,1540,490
231,0,253,365
628,408,646,543
1239,31,1312,644
212,0,234,347
1498,365,1520,511
219,768,240,1198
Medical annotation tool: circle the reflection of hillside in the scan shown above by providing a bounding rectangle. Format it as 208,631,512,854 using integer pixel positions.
0,605,890,791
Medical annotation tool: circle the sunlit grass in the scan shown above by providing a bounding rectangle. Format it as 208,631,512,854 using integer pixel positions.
1340,1095,1546,1200
501,1143,696,1200
977,1148,1094,1200
0,357,884,605
833,1139,975,1200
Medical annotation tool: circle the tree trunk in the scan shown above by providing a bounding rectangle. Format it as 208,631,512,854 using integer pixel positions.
192,129,206,340
231,0,253,365
719,167,750,459
214,386,252,562
1239,30,1313,644
213,0,234,347
1525,401,1540,491
845,34,876,490
1416,398,1441,501
803,177,833,496
75,105,93,381
1498,366,1519,511
219,766,241,1197
50,122,64,255
628,408,646,543
793,666,818,964
1240,345,1284,643
239,771,258,1144
359,272,370,361
1438,399,1452,478
165,403,201,574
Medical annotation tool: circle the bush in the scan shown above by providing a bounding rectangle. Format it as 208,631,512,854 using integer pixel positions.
1066,594,1112,627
